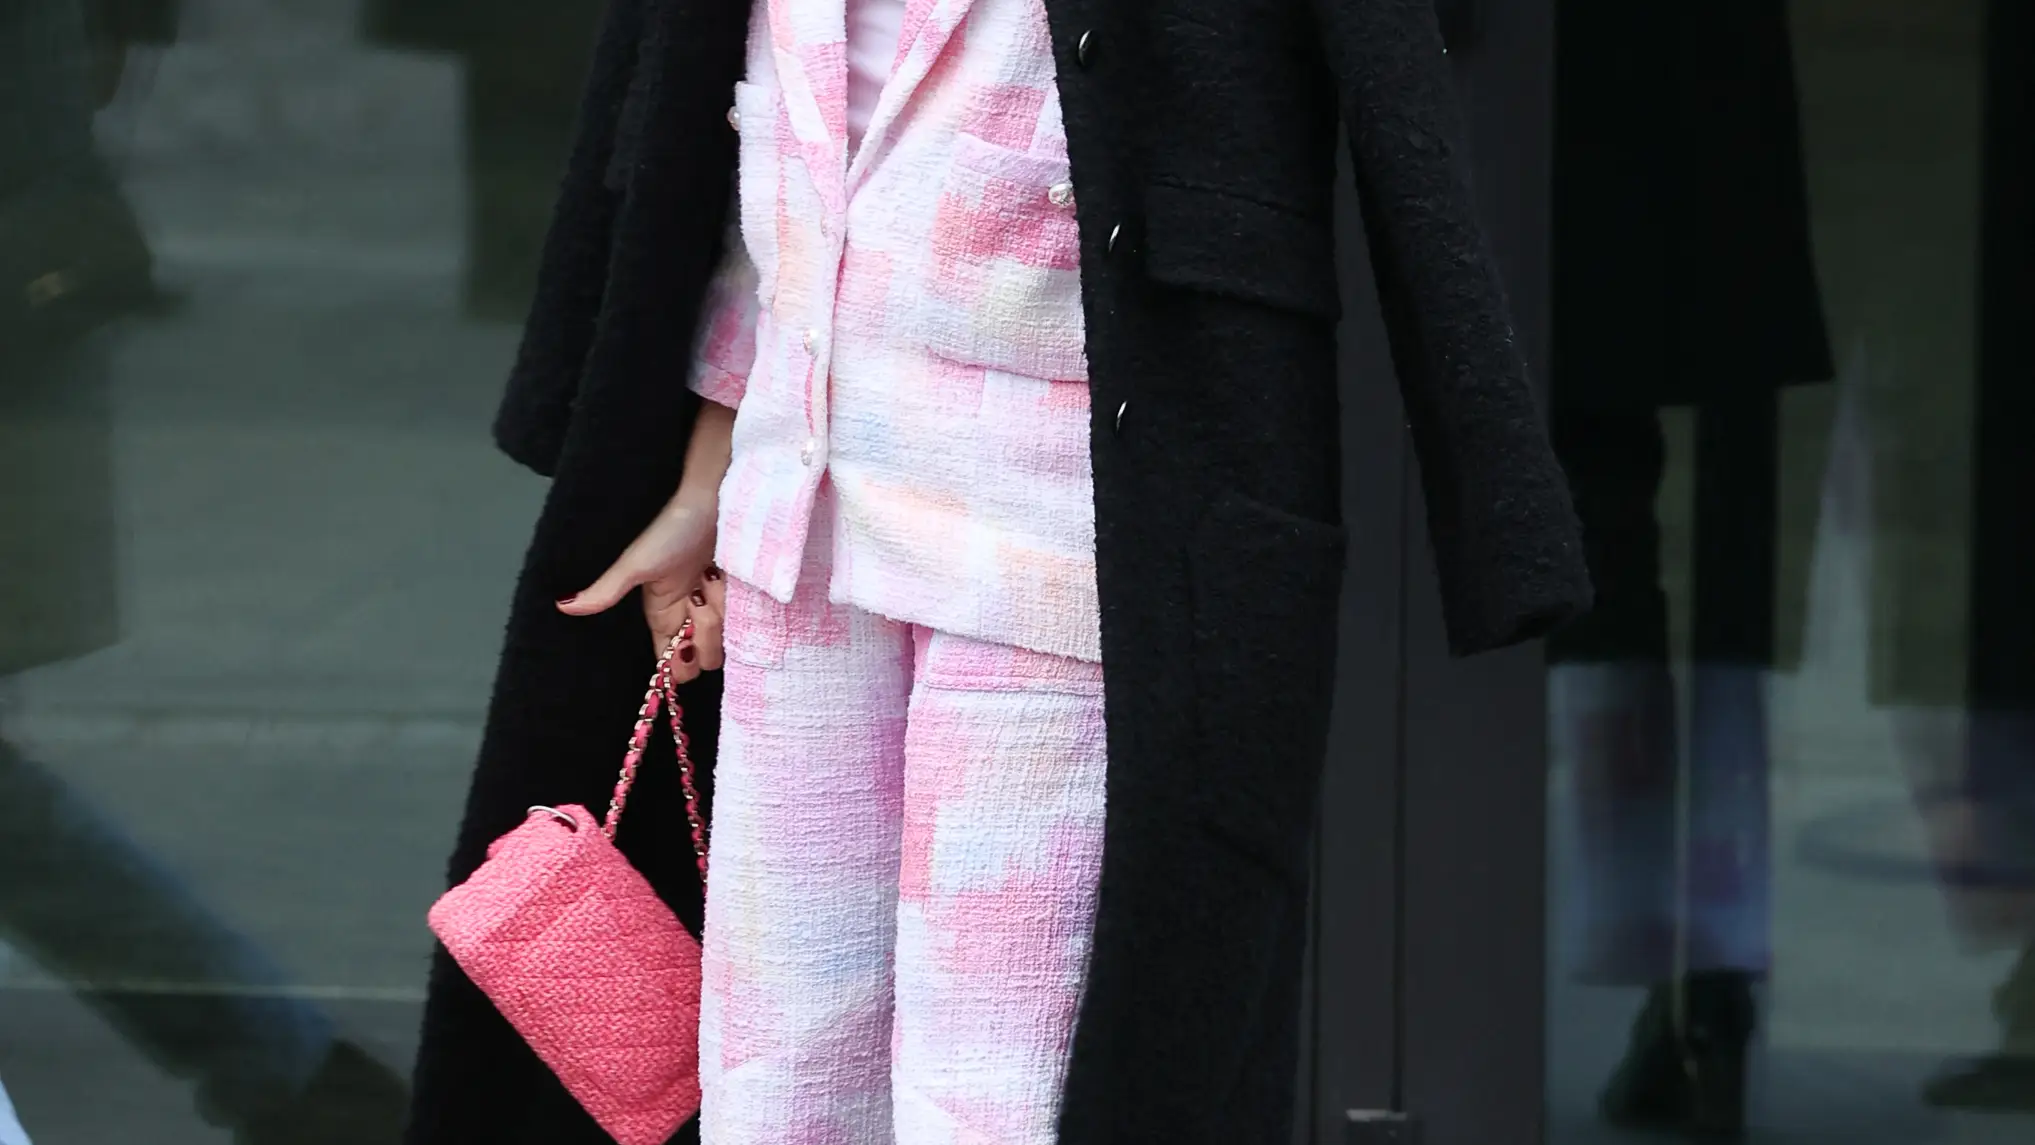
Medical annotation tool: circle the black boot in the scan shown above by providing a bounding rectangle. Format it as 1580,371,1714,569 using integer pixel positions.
1924,942,2035,1113
1599,971,1756,1137
1923,1056,2035,1112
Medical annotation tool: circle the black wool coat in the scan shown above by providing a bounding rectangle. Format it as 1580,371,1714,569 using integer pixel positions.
405,0,1590,1141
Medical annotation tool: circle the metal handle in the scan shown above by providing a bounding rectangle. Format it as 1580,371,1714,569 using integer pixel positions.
602,622,710,887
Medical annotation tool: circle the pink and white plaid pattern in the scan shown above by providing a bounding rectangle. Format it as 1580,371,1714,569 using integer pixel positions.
698,504,1108,1144
689,0,1099,663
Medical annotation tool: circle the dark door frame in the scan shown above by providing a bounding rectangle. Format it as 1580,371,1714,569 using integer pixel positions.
1303,3,1555,1143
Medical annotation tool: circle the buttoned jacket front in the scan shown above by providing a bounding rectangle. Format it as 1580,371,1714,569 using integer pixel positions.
691,0,1102,661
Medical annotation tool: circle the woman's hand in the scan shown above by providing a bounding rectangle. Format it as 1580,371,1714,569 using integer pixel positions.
556,401,737,684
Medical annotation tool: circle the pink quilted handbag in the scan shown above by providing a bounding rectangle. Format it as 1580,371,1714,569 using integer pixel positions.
429,632,711,1145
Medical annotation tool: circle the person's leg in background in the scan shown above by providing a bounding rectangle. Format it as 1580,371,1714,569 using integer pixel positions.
0,736,334,1100
1549,394,1779,1136
698,570,915,1143
1924,0,2035,1105
1548,399,1678,991
890,631,1107,1144
1665,394,1781,1129
1685,398,1782,988
0,732,409,1144
1545,400,1691,1127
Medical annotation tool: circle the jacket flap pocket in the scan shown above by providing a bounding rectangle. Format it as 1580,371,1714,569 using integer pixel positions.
914,133,1088,381
1143,181,1341,320
952,131,1072,189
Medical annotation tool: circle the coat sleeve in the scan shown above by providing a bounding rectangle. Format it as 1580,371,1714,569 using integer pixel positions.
1307,0,1591,654
685,206,758,409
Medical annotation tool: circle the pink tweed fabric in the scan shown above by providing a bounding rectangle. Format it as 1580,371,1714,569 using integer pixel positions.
698,497,1109,1144
688,0,1099,664
429,804,705,1145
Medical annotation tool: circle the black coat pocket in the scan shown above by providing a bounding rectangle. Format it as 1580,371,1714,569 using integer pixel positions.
1142,180,1341,320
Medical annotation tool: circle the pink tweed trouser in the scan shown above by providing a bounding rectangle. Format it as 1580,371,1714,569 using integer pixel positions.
698,571,1108,1145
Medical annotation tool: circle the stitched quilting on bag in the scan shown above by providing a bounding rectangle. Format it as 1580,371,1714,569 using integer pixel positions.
429,633,710,1145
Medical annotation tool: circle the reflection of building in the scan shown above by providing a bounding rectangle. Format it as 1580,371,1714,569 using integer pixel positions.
363,0,606,322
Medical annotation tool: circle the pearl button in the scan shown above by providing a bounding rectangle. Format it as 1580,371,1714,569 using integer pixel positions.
802,327,820,354
727,106,740,130
800,438,818,466
1047,181,1075,207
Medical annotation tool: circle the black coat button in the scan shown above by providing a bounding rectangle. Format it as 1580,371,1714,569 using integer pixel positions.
1114,400,1128,435
1077,30,1094,67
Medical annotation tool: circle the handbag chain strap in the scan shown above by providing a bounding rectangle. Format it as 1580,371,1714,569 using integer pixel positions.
602,622,710,886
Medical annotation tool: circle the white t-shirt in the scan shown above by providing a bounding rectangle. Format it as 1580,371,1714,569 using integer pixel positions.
845,0,906,151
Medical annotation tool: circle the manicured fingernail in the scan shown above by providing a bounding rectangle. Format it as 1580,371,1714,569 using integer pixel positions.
691,589,707,606
556,595,577,606
704,565,723,581
678,644,696,663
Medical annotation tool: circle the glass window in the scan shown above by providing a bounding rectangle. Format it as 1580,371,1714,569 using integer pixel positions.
1546,0,2034,1139
1,0,600,1138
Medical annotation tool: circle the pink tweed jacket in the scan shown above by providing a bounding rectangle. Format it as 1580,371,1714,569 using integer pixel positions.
688,0,1100,662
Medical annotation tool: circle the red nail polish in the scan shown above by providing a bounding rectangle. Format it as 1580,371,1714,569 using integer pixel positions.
691,590,708,606
704,565,723,582
678,644,696,663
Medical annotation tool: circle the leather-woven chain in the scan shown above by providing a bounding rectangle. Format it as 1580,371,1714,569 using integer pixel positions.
602,621,711,885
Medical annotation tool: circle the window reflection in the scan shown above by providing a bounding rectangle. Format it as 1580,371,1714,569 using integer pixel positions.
362,0,603,323
2,0,581,1139
1548,0,2035,1138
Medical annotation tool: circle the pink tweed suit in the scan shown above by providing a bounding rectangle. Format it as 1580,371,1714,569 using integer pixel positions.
685,0,1108,1137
